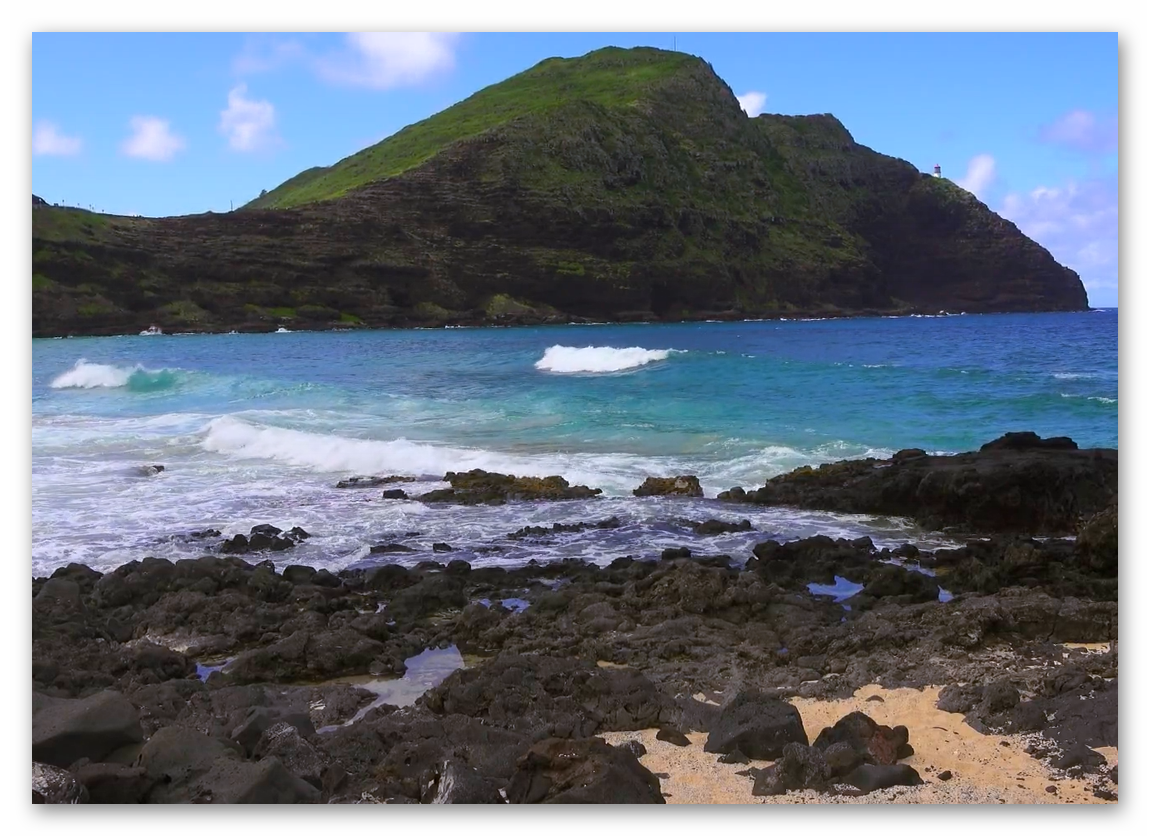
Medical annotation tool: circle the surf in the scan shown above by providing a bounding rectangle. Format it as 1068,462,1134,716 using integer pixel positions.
534,345,683,374
49,359,183,392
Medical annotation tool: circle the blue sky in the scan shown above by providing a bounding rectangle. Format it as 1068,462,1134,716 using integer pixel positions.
31,32,1118,306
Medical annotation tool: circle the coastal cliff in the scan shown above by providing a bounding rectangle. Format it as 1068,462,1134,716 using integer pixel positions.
32,47,1088,337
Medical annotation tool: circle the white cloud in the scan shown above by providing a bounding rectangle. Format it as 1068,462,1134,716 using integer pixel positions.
33,121,82,156
999,174,1118,297
1040,109,1118,155
121,116,186,161
233,37,306,75
219,84,278,152
955,153,997,199
316,32,460,89
231,33,461,91
737,91,768,117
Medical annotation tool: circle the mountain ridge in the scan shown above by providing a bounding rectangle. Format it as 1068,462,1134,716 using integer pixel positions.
32,46,1087,337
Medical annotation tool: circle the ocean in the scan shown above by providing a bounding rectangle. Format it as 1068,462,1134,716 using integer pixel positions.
31,310,1118,577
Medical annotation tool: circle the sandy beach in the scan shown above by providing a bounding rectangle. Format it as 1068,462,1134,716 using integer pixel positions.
602,683,1117,805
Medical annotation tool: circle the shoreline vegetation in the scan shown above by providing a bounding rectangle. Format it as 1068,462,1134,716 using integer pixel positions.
32,432,1118,804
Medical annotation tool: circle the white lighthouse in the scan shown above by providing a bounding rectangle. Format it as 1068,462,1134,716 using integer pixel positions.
932,163,942,178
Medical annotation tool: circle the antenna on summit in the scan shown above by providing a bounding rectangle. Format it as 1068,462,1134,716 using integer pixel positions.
673,35,677,52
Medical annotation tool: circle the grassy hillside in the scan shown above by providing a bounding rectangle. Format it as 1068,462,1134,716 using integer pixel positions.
247,47,699,209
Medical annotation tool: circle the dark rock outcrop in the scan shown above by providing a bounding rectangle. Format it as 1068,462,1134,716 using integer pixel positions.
422,760,505,804
335,475,414,488
28,466,1119,805
73,762,155,804
32,690,144,767
508,517,621,540
693,519,752,535
506,737,664,804
750,742,830,796
720,434,1117,535
421,470,601,505
423,654,675,737
703,689,808,759
841,763,923,793
634,476,704,498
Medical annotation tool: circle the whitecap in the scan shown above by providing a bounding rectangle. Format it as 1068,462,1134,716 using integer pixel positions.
534,345,683,374
49,359,183,392
49,359,133,389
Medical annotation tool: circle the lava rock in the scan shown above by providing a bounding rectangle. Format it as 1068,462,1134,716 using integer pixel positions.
718,434,1115,535
230,706,316,757
507,737,664,804
1052,743,1107,771
811,711,909,766
693,519,752,536
937,683,982,714
704,689,808,760
73,762,154,804
32,762,89,804
191,756,321,803
370,543,415,554
979,432,1078,452
422,760,505,804
253,722,329,790
32,690,144,768
842,763,923,793
336,475,413,489
633,476,703,497
138,726,241,802
750,742,829,796
422,470,602,505
282,565,317,585
620,740,648,759
656,727,691,747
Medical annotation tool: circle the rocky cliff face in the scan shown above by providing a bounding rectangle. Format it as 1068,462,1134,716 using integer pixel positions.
32,47,1087,337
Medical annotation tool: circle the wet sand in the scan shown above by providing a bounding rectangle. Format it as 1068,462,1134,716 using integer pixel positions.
601,684,1116,805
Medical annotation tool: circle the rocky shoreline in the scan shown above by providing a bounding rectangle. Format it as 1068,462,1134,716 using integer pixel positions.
33,305,1039,340
31,433,1118,804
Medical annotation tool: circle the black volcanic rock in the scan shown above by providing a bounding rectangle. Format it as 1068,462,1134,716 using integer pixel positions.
421,470,601,504
703,689,808,759
719,433,1116,535
32,690,144,767
32,48,1085,338
506,737,664,804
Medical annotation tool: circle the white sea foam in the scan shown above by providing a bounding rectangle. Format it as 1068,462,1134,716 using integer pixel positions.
50,360,135,388
199,416,891,499
534,345,682,374
34,410,957,575
1052,371,1116,380
1061,393,1117,404
202,415,657,490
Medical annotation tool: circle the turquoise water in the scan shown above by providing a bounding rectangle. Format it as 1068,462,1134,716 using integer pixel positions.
31,311,1117,575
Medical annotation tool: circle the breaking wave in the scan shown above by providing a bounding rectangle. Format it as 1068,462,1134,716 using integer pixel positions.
49,360,183,392
534,345,683,374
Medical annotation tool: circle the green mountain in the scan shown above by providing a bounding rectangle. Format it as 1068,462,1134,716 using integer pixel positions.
32,47,1087,337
